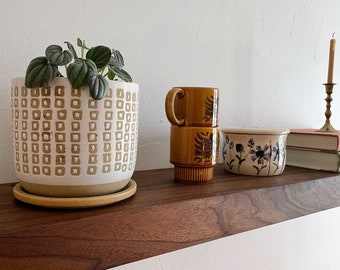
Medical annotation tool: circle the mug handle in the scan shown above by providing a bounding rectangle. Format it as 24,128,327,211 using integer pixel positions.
165,88,185,126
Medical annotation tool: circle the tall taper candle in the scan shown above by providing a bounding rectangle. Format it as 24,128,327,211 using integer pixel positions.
327,34,336,83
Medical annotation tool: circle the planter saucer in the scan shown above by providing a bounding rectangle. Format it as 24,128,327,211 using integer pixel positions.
13,180,137,209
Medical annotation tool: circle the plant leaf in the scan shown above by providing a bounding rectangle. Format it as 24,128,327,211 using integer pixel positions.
109,50,124,69
86,46,111,69
45,45,73,66
66,58,97,88
65,41,78,59
110,67,133,82
88,73,109,100
107,68,116,80
77,38,89,49
25,56,58,88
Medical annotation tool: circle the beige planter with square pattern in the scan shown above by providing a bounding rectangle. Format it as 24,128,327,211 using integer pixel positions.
11,77,139,197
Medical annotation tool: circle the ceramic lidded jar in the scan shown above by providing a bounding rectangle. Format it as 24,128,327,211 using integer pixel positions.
11,77,139,197
222,128,290,176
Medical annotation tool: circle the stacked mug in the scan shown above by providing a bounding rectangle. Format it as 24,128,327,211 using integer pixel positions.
165,87,219,183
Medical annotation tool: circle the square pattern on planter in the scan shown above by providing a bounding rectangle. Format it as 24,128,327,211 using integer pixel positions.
12,85,138,177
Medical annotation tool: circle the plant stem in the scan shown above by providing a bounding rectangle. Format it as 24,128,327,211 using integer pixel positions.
57,70,64,77
81,39,86,58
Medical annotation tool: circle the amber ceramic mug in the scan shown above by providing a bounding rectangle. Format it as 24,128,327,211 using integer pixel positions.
165,87,219,127
170,125,219,183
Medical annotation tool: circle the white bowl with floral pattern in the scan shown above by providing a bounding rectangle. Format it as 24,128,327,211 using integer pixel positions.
222,128,290,176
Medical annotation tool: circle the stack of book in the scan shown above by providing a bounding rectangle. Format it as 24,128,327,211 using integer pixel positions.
286,129,340,172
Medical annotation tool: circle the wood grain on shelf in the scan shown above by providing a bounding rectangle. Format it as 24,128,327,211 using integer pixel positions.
1,165,340,269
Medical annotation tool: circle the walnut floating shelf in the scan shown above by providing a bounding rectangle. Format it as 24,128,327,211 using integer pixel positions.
1,165,340,269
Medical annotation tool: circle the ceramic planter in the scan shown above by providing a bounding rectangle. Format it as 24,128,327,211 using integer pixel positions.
11,77,139,197
222,128,290,176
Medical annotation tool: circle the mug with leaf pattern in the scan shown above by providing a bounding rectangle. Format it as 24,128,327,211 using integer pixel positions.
165,87,219,127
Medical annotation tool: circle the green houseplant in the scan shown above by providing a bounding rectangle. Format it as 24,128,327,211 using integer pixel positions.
25,38,132,100
11,39,139,207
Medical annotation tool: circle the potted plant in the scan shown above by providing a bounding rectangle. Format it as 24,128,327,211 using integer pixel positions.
11,38,139,207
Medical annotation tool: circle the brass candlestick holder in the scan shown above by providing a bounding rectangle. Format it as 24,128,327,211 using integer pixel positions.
317,83,337,132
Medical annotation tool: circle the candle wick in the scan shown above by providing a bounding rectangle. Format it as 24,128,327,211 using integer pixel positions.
332,32,335,38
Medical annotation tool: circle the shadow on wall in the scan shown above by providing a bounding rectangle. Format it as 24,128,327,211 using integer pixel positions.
136,135,171,171
0,89,15,183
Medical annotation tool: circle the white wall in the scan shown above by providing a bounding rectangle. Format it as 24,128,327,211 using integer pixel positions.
1,1,340,269
1,0,340,181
